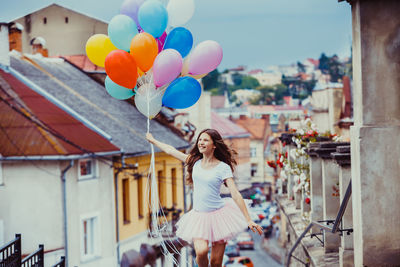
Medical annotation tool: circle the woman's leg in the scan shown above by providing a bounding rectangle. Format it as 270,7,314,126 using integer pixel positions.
210,240,227,267
193,239,209,267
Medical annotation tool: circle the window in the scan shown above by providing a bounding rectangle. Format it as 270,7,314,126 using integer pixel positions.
171,168,177,206
158,170,166,207
250,147,257,157
122,178,130,224
78,159,97,180
43,17,47,24
137,176,143,218
251,163,258,177
65,17,69,23
80,214,100,260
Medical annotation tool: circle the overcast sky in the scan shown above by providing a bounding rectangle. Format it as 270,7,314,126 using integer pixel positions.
1,0,352,71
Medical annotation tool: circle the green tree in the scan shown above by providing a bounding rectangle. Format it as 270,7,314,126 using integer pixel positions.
231,72,243,86
202,69,220,90
297,61,306,73
240,76,260,89
318,53,330,74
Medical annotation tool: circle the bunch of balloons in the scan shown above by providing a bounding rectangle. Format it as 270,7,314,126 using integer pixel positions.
85,0,223,119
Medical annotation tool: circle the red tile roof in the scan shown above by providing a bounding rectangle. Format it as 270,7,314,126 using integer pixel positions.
211,112,249,138
61,55,105,72
234,116,269,140
0,69,119,156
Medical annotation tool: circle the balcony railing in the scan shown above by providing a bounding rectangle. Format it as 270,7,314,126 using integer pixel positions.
0,234,21,267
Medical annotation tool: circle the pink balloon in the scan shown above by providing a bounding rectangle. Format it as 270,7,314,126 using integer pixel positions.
188,40,223,75
153,49,183,87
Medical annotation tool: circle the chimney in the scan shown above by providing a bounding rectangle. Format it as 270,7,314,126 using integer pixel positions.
261,114,270,120
30,37,48,57
8,22,23,52
0,23,10,67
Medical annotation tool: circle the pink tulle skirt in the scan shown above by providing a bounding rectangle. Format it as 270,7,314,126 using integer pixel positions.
176,198,248,243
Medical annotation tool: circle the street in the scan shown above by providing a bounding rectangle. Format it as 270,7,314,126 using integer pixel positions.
240,231,283,267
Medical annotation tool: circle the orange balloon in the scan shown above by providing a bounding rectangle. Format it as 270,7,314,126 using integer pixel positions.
137,67,145,77
130,32,158,72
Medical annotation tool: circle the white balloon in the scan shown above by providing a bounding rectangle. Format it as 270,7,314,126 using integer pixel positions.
134,82,164,119
167,0,195,27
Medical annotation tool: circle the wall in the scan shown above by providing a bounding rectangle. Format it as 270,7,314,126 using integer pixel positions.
14,4,108,56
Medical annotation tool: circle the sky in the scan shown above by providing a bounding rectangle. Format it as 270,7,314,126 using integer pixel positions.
0,0,352,71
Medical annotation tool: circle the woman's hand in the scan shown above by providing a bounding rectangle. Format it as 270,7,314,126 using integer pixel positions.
146,133,155,144
248,221,263,235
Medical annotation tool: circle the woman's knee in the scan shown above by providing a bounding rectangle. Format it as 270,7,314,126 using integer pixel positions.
210,257,223,267
195,248,208,259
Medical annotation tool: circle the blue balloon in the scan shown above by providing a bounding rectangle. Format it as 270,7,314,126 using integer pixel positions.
162,77,201,109
163,27,193,58
108,15,138,51
105,76,135,100
138,0,168,38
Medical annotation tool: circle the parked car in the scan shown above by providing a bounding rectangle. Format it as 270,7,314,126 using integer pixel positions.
225,242,240,257
235,232,254,250
224,256,254,267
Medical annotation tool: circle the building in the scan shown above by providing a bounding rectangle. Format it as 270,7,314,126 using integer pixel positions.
10,3,108,56
233,115,273,185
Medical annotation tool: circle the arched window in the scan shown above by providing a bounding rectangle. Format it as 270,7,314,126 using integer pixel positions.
43,17,47,24
65,17,69,23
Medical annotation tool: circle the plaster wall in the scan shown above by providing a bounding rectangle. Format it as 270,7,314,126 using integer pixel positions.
14,5,108,56
0,25,10,66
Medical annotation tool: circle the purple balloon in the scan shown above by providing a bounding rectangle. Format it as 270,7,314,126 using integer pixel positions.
120,0,146,29
188,40,223,75
153,49,183,87
156,31,167,53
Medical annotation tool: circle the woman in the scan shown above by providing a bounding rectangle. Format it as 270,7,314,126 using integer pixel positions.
146,129,263,267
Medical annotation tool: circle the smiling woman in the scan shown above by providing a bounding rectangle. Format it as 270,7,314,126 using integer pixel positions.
146,128,263,267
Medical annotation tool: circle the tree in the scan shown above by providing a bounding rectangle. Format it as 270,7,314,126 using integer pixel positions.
240,76,260,89
297,61,306,73
231,72,243,86
318,53,330,74
202,69,220,90
328,55,343,82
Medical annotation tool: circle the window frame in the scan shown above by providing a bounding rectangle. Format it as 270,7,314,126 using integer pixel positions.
78,158,98,181
80,212,101,262
250,147,257,158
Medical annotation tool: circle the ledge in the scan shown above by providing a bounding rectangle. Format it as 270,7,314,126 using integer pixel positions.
276,195,339,267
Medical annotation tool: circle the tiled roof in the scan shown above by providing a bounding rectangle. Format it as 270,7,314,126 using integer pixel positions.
211,95,225,109
0,69,119,156
62,55,105,73
234,117,268,140
211,112,249,139
10,54,189,156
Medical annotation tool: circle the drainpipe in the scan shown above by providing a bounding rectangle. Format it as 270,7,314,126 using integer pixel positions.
115,154,125,265
61,160,74,267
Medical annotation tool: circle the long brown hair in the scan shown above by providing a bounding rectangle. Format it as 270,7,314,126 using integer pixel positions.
185,129,237,185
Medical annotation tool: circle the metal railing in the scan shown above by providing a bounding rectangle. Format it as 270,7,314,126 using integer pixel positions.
51,256,65,267
286,180,353,267
0,234,21,267
21,244,44,267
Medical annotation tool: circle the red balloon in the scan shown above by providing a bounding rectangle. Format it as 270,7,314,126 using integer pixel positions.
105,50,138,88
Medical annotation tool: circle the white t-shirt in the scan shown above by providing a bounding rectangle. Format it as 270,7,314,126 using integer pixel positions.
192,159,233,212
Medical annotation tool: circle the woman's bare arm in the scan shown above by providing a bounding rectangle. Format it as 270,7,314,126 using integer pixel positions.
146,133,188,162
225,178,263,235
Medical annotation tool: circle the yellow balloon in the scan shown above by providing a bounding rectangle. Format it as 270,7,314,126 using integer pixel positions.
180,56,190,76
85,34,117,67
189,73,208,79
